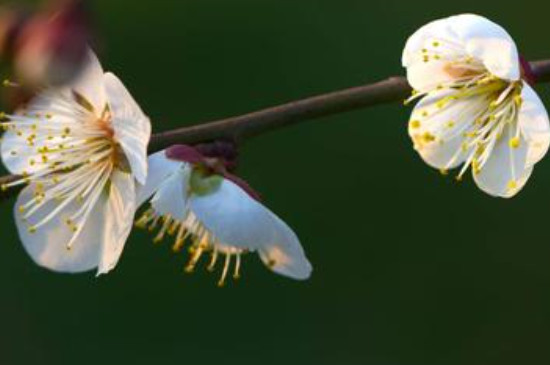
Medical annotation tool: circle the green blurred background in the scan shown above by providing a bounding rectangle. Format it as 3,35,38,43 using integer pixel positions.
2,0,550,364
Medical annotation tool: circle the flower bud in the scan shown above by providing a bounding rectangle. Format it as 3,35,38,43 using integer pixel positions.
13,0,91,87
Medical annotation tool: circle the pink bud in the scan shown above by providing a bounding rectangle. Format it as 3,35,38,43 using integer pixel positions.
13,0,90,86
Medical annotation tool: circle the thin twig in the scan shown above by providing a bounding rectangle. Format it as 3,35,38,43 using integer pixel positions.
2,59,550,199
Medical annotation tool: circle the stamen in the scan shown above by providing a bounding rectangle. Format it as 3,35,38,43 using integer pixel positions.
207,248,219,272
233,254,241,280
218,253,232,287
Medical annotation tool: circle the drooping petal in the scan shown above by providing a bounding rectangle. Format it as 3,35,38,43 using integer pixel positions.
136,150,184,207
97,171,137,275
257,210,312,280
189,178,312,279
473,124,532,198
403,14,520,92
409,88,480,170
150,165,192,221
104,72,151,185
517,83,550,166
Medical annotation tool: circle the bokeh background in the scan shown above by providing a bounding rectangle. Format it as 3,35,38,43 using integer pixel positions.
2,0,550,364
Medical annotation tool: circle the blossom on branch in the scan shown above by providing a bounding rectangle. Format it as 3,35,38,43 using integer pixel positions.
1,49,151,275
136,145,312,286
403,14,550,197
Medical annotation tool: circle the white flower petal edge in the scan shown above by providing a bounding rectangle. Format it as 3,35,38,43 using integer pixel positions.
136,151,312,284
104,72,151,185
517,84,550,167
3,48,151,274
402,14,520,93
15,171,136,274
190,178,312,280
404,14,550,197
136,150,183,206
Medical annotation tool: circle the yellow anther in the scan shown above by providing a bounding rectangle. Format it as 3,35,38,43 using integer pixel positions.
18,205,25,213
28,226,37,234
446,120,455,128
422,132,436,143
509,137,520,149
439,168,448,176
432,41,440,47
410,120,421,129
507,180,517,190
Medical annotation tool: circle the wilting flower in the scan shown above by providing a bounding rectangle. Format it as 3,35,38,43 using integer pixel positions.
1,49,151,274
403,14,550,197
135,145,312,286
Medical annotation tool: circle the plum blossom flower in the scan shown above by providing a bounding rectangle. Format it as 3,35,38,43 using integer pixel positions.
403,14,550,197
135,145,312,286
1,49,151,275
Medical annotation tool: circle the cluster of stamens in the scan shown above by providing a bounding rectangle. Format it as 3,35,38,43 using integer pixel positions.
136,207,245,287
407,39,525,192
1,87,121,249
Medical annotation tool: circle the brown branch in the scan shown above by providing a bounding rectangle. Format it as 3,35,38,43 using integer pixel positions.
2,59,550,199
148,76,411,151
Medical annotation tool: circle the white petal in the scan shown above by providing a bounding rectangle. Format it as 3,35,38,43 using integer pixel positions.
136,151,184,207
257,210,312,280
97,171,137,275
403,17,463,92
456,14,519,81
518,83,550,166
1,129,41,175
1,98,79,175
409,89,479,170
104,72,151,185
403,14,520,92
15,183,106,273
189,179,312,280
150,165,191,221
15,173,136,274
473,124,532,198
64,49,107,113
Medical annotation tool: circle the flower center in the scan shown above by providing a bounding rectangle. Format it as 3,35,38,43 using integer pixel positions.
410,74,524,188
2,89,127,249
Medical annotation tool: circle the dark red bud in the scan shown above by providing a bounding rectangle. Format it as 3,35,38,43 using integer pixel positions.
195,140,238,171
165,144,206,164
